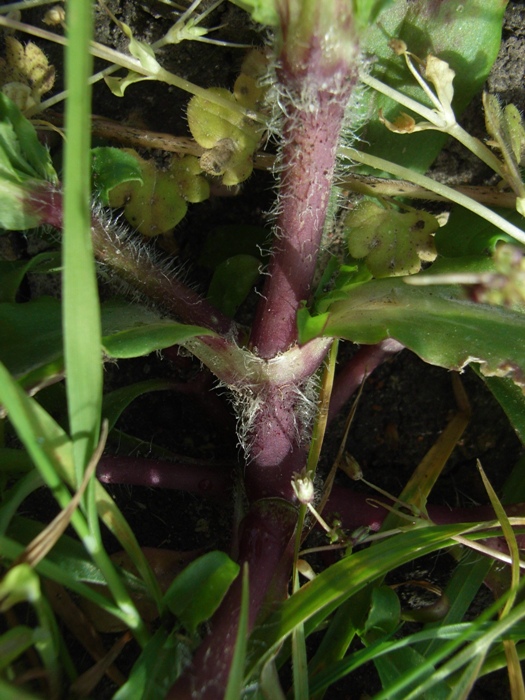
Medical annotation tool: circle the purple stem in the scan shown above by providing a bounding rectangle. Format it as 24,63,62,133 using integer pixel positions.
245,340,330,501
325,484,525,535
27,183,236,337
97,455,231,501
89,215,235,336
167,498,297,699
95,454,525,545
248,2,359,359
244,2,360,500
249,97,350,358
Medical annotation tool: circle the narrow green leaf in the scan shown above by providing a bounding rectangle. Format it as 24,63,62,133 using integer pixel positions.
260,660,287,699
246,524,466,678
419,551,492,658
397,597,525,700
447,655,486,700
360,587,450,700
113,626,188,700
376,646,450,700
0,627,36,671
0,530,128,625
62,0,101,476
477,462,520,616
291,574,309,700
0,471,43,537
0,360,75,488
225,564,249,700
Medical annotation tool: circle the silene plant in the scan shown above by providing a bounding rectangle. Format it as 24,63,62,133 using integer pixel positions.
1,0,525,698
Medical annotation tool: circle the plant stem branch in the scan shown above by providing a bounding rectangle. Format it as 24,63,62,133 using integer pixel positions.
250,100,350,358
342,147,525,246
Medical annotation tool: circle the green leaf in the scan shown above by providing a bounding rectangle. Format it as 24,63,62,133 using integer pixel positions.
187,87,261,185
0,627,36,671
0,563,41,610
105,71,152,98
0,297,64,387
0,448,34,475
108,151,208,236
483,93,525,212
0,360,75,490
99,301,215,354
0,92,57,183
91,147,143,205
113,626,188,700
297,306,329,345
360,587,447,699
0,297,214,390
164,551,239,633
435,205,522,257
121,20,161,74
363,586,400,638
102,321,215,359
199,224,269,268
345,201,438,277
353,0,394,28
0,526,127,625
0,253,59,303
311,278,525,389
228,0,278,26
207,254,260,316
359,0,506,173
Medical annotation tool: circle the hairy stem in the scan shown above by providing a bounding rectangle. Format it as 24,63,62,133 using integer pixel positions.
90,215,235,336
249,102,350,357
249,2,359,359
27,184,236,336
243,0,361,501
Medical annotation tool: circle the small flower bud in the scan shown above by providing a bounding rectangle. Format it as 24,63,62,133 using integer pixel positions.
292,472,315,504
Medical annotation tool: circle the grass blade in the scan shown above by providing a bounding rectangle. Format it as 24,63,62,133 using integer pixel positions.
225,563,249,700
63,0,101,479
